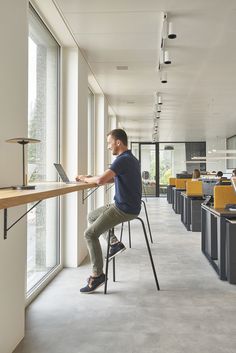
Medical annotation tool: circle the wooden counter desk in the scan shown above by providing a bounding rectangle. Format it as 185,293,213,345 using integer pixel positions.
0,182,97,239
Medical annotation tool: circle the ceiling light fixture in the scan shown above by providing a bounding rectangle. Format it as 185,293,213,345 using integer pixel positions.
157,12,176,85
160,71,167,83
168,22,177,39
164,50,171,64
154,112,161,119
154,92,163,105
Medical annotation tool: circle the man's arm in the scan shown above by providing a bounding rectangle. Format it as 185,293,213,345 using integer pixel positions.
76,168,115,185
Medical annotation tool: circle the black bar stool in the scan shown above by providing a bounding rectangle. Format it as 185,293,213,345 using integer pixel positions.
104,218,160,294
120,200,153,247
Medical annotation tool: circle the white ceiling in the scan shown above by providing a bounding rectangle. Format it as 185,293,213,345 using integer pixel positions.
55,0,236,142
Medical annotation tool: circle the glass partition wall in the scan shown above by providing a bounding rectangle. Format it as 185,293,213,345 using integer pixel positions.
132,141,206,197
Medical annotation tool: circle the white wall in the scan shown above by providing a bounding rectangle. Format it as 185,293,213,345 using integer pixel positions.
61,47,91,267
173,144,186,175
206,137,226,173
0,1,28,353
94,95,109,207
77,50,90,264
61,47,80,267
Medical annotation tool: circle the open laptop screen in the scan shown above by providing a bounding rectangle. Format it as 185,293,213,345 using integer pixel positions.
54,163,70,182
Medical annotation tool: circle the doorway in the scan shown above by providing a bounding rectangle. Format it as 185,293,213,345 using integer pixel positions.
139,143,159,197
131,141,206,198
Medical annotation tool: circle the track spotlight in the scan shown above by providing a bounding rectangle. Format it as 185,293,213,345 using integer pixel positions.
168,22,177,39
160,71,167,83
164,50,171,64
154,92,163,105
154,104,161,112
154,112,160,119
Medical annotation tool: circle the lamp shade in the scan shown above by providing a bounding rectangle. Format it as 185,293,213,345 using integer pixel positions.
5,137,41,189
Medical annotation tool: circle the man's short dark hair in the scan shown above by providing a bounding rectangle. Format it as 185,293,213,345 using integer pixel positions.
107,129,128,146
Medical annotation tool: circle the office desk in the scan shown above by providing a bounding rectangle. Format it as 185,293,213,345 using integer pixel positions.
201,204,236,281
172,188,185,214
167,185,174,204
0,182,97,239
181,192,204,231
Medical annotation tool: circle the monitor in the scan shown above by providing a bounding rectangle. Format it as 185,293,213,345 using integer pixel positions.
202,179,218,196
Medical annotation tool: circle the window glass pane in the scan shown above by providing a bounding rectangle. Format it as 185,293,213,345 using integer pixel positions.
87,89,95,211
131,143,139,159
227,136,236,169
27,7,60,293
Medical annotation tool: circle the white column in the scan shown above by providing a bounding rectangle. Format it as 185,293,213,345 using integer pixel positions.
94,95,109,207
0,1,28,352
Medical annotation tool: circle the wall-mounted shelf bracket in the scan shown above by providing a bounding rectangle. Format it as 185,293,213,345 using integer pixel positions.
82,186,99,204
3,200,42,240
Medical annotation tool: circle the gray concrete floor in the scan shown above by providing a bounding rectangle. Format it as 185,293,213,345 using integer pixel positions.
14,198,236,353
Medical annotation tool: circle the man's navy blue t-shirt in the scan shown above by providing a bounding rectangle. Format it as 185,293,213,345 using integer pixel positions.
109,150,141,215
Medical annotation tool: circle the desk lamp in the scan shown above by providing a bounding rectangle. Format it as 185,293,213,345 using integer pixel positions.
6,137,40,190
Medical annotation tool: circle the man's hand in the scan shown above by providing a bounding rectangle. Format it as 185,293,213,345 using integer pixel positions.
76,175,91,182
75,169,115,185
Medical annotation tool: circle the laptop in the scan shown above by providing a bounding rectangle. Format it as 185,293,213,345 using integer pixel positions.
54,163,81,184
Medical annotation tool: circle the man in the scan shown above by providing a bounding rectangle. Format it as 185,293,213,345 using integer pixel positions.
76,129,141,293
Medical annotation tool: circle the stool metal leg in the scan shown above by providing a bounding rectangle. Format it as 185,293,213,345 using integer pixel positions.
141,200,153,244
137,217,160,291
113,258,116,282
104,229,112,294
128,221,131,248
105,228,116,293
119,222,124,242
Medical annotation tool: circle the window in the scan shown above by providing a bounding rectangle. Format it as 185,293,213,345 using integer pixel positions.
27,7,60,293
88,88,95,177
227,135,236,169
87,88,95,211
